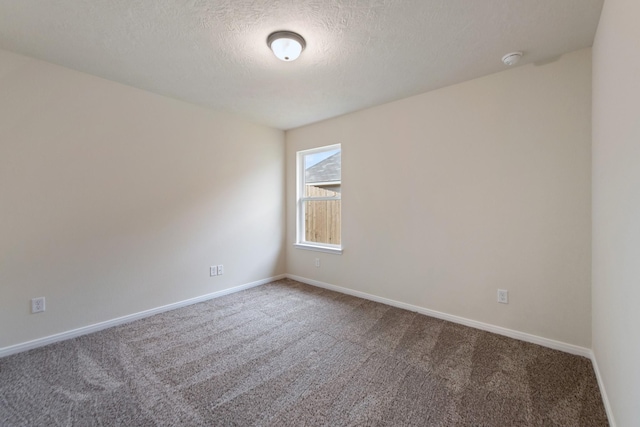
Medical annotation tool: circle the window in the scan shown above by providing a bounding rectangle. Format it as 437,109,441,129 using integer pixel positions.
295,144,342,254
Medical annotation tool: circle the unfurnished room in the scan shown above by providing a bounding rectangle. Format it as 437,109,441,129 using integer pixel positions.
0,0,638,426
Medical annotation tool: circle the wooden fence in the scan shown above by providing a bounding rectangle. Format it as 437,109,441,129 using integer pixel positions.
305,185,341,245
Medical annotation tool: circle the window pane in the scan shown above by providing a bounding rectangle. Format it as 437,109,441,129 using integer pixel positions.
305,150,341,185
304,200,341,245
304,149,340,170
304,184,340,198
298,144,341,250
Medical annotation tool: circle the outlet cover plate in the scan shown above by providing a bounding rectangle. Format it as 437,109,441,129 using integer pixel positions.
497,289,508,304
31,297,46,313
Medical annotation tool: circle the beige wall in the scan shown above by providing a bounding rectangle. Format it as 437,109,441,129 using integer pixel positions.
286,48,592,347
592,0,640,424
0,49,285,349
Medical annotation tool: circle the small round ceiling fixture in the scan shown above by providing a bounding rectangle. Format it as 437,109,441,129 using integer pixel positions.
267,31,306,62
502,52,523,66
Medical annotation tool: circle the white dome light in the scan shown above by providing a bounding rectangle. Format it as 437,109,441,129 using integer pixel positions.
267,31,306,62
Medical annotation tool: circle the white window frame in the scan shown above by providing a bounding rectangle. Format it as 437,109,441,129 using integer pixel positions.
294,144,343,254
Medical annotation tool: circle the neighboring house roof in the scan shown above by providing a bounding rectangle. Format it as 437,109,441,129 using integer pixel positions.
305,152,341,184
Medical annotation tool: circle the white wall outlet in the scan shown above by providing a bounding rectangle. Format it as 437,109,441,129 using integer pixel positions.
210,266,217,276
497,289,509,304
315,258,320,268
31,297,45,313
217,265,224,275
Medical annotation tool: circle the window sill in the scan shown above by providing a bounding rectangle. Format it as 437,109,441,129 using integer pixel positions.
293,243,343,255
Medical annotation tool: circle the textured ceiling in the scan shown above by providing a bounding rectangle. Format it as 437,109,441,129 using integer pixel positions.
0,0,603,130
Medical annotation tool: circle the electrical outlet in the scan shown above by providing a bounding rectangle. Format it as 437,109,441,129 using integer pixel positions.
210,266,217,276
31,297,45,313
315,258,320,268
217,265,224,275
497,289,508,304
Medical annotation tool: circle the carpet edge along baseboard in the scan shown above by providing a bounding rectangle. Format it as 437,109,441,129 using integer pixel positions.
0,274,287,358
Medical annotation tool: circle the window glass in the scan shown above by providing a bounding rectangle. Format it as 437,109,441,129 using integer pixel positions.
297,145,341,251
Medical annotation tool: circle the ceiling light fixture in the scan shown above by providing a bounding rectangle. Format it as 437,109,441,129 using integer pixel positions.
267,31,306,62
502,52,523,66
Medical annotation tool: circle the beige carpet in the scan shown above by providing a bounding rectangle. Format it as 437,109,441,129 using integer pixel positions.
0,279,608,426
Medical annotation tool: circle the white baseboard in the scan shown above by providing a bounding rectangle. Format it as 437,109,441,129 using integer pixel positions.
286,274,592,358
0,274,286,358
590,351,617,427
